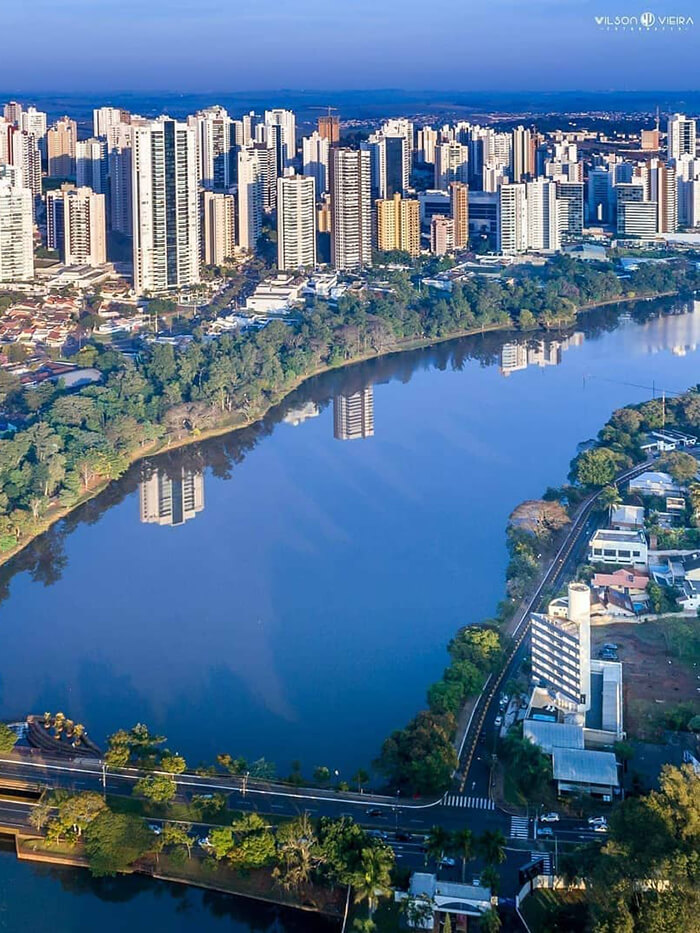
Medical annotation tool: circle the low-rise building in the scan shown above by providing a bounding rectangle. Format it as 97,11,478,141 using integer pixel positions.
628,471,681,497
589,528,648,567
552,747,619,799
397,873,494,930
609,504,645,530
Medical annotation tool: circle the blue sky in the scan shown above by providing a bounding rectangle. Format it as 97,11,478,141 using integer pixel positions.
2,0,698,91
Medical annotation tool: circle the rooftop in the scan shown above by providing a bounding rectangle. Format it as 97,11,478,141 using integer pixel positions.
524,720,585,754
552,747,619,787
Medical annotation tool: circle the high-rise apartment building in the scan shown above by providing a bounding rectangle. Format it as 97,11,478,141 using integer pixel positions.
0,176,33,281
434,142,468,190
47,185,107,266
417,126,438,164
264,108,296,172
47,116,77,177
430,215,454,255
76,138,108,194
449,181,469,248
237,144,266,251
511,125,535,182
667,113,697,162
556,181,584,236
363,133,410,200
526,178,560,252
318,114,340,145
190,105,234,190
132,118,200,294
302,131,330,196
497,183,527,254
139,468,205,527
330,148,372,270
277,175,316,270
19,107,47,155
3,101,22,126
333,388,374,441
202,190,236,266
93,106,130,138
8,129,42,200
376,193,420,256
107,121,134,235
531,583,592,714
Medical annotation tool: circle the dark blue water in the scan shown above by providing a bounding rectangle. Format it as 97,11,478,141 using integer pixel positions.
0,297,699,930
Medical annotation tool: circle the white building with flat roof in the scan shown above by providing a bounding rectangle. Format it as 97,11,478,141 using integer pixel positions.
589,528,648,566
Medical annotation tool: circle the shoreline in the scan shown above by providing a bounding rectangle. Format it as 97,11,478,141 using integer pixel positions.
0,286,685,572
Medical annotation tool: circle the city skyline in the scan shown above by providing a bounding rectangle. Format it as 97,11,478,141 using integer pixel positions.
0,0,697,92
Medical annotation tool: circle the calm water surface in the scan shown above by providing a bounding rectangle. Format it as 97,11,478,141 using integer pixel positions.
1,296,699,930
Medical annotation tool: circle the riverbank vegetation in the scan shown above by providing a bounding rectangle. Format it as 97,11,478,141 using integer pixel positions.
0,256,698,564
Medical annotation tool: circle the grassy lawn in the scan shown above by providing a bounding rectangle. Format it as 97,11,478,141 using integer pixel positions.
520,888,587,932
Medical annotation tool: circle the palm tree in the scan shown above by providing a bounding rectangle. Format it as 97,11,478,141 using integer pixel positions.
477,829,506,866
425,825,451,865
452,828,474,882
480,864,500,895
599,484,622,522
352,845,393,919
480,907,502,933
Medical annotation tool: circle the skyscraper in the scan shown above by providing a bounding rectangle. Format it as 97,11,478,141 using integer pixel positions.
318,113,340,145
667,113,697,162
434,142,468,190
264,108,296,172
106,121,134,235
376,193,420,256
139,467,205,527
556,181,584,236
9,130,42,200
19,107,47,157
333,388,374,440
526,178,559,252
449,181,469,249
202,190,236,266
330,148,372,270
277,175,316,271
511,125,535,183
47,185,107,266
0,176,34,281
302,131,330,196
430,215,454,255
132,118,200,294
94,106,130,138
76,138,108,194
497,183,527,254
190,105,234,190
3,101,22,126
237,144,266,251
364,133,409,199
47,116,77,178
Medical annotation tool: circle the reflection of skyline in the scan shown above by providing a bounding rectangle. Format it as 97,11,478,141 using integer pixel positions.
139,467,205,527
333,387,374,441
500,332,584,376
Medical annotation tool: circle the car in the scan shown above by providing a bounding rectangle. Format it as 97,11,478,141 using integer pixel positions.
593,823,609,833
198,836,212,849
603,643,619,651
396,832,413,842
366,829,388,839
537,827,554,838
366,808,382,818
439,857,456,867
587,816,607,826
494,715,503,728
147,822,163,835
540,812,560,823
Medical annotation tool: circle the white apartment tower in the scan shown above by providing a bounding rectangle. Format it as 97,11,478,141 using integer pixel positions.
330,148,372,270
191,105,234,190
497,183,528,254
526,179,560,252
434,142,469,190
237,144,266,251
302,131,330,196
132,118,200,294
264,108,296,172
667,113,697,162
0,177,34,282
333,388,374,440
202,190,236,266
277,175,316,271
47,186,107,266
76,138,107,194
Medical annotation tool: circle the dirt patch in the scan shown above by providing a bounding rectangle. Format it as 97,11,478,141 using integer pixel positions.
591,622,700,739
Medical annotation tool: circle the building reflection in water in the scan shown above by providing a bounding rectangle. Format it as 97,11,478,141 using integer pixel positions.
500,332,584,376
333,386,374,440
139,467,205,527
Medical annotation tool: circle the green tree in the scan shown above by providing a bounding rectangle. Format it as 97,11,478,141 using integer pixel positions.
351,844,394,918
477,829,506,866
84,810,155,877
274,813,324,892
662,451,699,485
0,723,17,753
425,825,451,863
160,753,186,774
158,822,193,858
352,769,370,793
576,447,624,488
133,774,177,804
453,827,475,882
479,907,502,933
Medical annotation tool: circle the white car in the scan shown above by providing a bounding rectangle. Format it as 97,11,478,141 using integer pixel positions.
540,812,559,823
494,715,503,728
198,836,212,849
593,823,608,833
587,816,607,826
147,823,163,835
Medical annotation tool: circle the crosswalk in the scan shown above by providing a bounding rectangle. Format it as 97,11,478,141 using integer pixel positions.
509,816,530,839
442,794,495,810
530,851,552,874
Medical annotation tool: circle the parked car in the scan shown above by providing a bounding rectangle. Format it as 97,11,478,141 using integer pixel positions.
603,643,619,651
540,812,560,823
147,822,163,835
587,816,607,826
439,857,456,867
593,823,609,833
198,836,212,849
494,715,503,728
366,808,382,818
